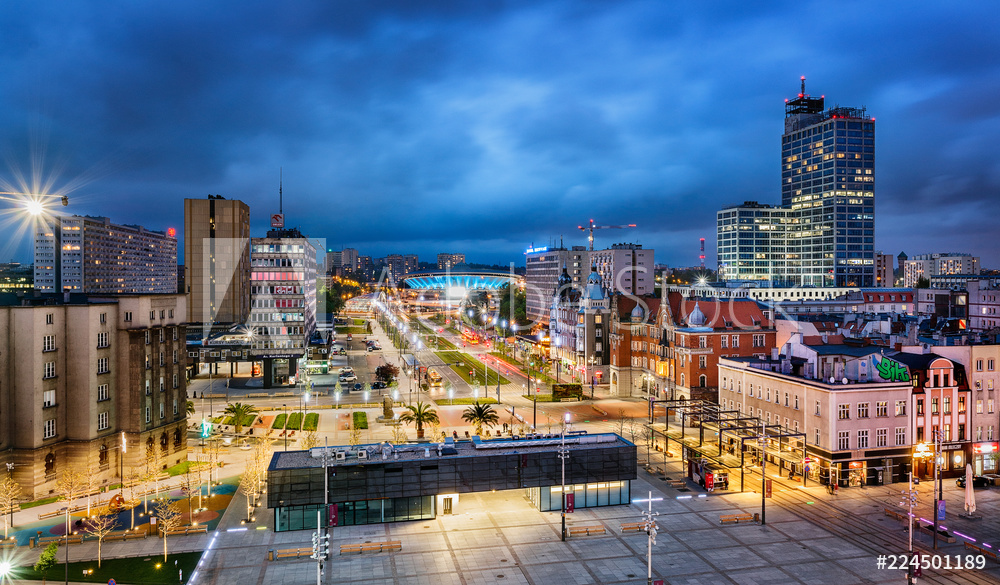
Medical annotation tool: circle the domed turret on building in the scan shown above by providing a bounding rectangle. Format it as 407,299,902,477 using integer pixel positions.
584,265,604,301
630,303,644,322
687,301,707,327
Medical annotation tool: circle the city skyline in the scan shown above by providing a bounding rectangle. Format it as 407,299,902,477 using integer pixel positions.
1,2,998,267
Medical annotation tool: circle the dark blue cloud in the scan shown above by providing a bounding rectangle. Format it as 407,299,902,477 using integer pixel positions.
0,0,998,268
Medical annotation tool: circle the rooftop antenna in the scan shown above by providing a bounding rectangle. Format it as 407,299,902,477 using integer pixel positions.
279,167,283,214
800,76,806,98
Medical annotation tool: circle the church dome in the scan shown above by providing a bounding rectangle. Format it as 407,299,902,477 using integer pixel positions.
630,303,644,322
687,301,707,326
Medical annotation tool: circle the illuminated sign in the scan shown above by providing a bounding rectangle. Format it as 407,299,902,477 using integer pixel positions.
975,443,998,454
167,227,176,237
273,285,297,294
270,213,285,228
524,246,548,255
874,355,910,382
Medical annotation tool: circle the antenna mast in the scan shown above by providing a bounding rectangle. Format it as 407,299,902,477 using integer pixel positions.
279,167,283,214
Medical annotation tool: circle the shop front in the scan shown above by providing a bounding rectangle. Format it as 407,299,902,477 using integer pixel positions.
973,442,999,475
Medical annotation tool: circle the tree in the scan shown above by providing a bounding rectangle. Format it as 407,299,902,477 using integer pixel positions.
916,276,930,288
224,402,259,433
497,283,529,335
34,541,59,584
301,431,320,450
186,400,196,415
0,474,22,540
375,363,399,384
390,425,408,444
399,402,439,439
461,402,500,436
83,512,117,567
56,470,87,536
154,499,183,562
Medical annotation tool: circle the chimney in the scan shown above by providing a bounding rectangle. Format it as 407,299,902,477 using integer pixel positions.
771,348,780,361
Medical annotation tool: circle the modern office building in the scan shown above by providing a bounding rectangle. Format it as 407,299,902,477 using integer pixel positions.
0,293,188,499
437,253,466,270
525,245,589,326
184,196,251,325
717,79,875,287
34,215,177,294
717,202,788,283
904,253,980,287
874,251,894,287
249,228,317,386
0,262,33,292
267,434,636,531
589,244,654,297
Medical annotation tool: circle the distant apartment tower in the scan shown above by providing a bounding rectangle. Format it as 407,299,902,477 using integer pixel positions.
249,229,317,360
324,250,341,275
589,244,654,296
0,262,33,292
0,293,188,499
904,253,980,287
184,196,251,325
34,215,177,294
717,202,788,283
525,245,589,326
874,251,894,287
437,253,466,270
717,79,875,287
341,248,359,273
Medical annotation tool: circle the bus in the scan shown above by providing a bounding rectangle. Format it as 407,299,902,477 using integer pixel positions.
461,330,480,345
428,369,443,387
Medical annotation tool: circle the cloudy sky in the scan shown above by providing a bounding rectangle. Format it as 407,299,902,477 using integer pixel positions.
1,1,998,268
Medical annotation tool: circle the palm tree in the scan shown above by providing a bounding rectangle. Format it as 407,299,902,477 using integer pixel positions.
224,402,259,433
399,402,439,439
186,400,196,416
462,402,499,437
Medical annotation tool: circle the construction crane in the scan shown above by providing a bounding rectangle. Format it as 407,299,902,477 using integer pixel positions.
578,219,637,251
0,191,69,206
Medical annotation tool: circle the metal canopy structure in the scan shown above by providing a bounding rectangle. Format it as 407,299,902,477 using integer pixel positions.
644,399,809,492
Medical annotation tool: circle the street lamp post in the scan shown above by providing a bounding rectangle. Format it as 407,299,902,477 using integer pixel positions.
632,491,662,585
4,463,13,537
283,404,288,451
900,471,918,585
759,422,767,526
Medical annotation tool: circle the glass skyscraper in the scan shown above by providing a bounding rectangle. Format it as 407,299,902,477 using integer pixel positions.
718,79,875,287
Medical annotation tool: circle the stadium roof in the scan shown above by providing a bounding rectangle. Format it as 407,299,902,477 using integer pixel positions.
401,270,522,291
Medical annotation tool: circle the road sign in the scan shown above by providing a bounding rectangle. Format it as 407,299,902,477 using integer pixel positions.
109,580,117,585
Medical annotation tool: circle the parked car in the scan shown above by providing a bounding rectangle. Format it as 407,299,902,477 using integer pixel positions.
339,366,354,374
372,381,387,390
339,372,357,383
354,383,363,392
957,475,992,488
334,348,347,355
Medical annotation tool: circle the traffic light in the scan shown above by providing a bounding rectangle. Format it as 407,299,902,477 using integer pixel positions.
200,420,212,438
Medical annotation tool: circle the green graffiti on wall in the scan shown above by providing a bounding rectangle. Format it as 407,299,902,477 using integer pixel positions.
875,356,910,382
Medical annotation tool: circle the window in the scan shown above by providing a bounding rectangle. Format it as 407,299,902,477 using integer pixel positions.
815,401,821,416
43,361,56,379
943,397,951,414
43,419,56,439
145,407,151,423
895,427,906,446
857,430,869,449
98,384,109,402
977,399,984,414
815,428,821,446
794,395,799,410
145,331,150,345
876,401,888,417
97,357,109,374
169,309,174,318
172,328,178,341
989,399,995,414
100,312,107,324
931,398,938,414
145,355,151,369
917,427,924,442
958,396,966,413
838,404,849,419
977,426,983,441
958,423,965,441
943,424,951,442
159,310,165,319
990,426,995,441
699,336,707,348
97,331,109,348
895,400,907,416
149,311,155,320
838,431,850,450
159,329,165,342
43,390,55,407
720,336,728,349
784,392,789,407
917,399,924,415
98,412,109,431
45,313,53,325
699,355,707,369
124,311,132,322
159,403,164,419
990,359,995,371
753,334,765,347
173,350,178,363
173,373,178,388
145,380,151,395
43,335,56,352
876,428,887,447
159,352,164,366
977,359,984,371
731,335,739,348
173,399,178,415
857,403,869,418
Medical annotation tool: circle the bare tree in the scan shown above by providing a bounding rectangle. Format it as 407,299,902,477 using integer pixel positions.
301,431,320,450
56,470,88,536
0,474,22,540
83,450,101,517
616,408,628,436
83,512,117,567
154,499,183,562
390,425,408,444
124,467,143,530
144,446,162,502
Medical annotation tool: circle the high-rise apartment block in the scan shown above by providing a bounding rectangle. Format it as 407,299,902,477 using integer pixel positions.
904,253,980,287
437,253,466,270
718,79,875,287
249,229,317,358
184,196,251,325
874,251,894,287
34,215,177,294
0,293,188,499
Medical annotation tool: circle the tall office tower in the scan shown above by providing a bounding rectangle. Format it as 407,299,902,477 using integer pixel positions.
782,78,875,287
874,251,894,287
184,196,251,325
717,202,788,283
525,245,589,326
325,250,342,275
249,228,317,353
34,215,177,294
437,253,466,270
588,243,654,296
340,248,359,273
403,254,419,274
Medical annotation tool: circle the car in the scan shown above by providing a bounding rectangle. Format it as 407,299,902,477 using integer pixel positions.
335,348,347,355
339,373,357,383
340,366,354,374
372,381,387,390
957,475,992,488
354,383,363,392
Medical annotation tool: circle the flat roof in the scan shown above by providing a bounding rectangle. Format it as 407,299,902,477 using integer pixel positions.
269,432,632,471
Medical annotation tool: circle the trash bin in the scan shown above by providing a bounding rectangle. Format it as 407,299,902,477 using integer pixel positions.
268,549,275,561
753,513,760,524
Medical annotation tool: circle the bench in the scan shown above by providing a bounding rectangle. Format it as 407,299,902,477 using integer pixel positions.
0,540,17,549
339,541,402,554
883,508,906,522
567,525,606,537
620,522,648,533
965,541,999,562
669,480,687,488
719,514,755,525
37,509,63,520
164,526,208,537
915,522,956,543
102,531,147,542
38,535,86,546
275,547,313,560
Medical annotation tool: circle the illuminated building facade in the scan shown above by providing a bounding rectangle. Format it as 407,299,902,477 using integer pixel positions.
184,195,251,325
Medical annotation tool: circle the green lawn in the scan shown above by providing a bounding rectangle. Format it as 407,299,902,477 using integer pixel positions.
434,351,510,386
18,495,61,510
352,318,366,325
286,412,303,430
271,413,287,429
353,411,369,429
164,460,209,477
342,326,368,335
26,551,202,584
522,394,559,402
436,397,499,406
303,412,319,431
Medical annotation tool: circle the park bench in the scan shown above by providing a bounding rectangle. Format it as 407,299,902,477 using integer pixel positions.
915,521,956,543
164,526,208,537
620,522,648,533
37,535,85,546
37,509,63,520
102,531,147,542
339,541,402,554
567,525,605,537
668,480,687,488
965,541,999,562
275,547,313,560
719,513,754,525
0,540,16,549
883,508,906,522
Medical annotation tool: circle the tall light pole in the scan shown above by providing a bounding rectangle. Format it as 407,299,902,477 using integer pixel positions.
559,412,570,541
900,471,917,585
4,463,13,537
758,422,767,525
283,404,288,451
632,491,662,585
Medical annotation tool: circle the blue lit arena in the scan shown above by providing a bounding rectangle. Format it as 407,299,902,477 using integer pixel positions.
400,269,522,293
